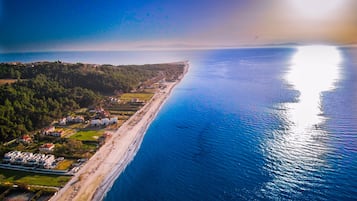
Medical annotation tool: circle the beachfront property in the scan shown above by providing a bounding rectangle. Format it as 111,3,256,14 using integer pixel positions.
110,117,118,124
90,117,118,127
2,151,56,169
39,143,55,153
102,118,110,126
42,126,64,137
90,119,101,127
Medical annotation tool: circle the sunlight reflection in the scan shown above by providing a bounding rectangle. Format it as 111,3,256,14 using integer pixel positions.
262,46,342,197
286,45,342,130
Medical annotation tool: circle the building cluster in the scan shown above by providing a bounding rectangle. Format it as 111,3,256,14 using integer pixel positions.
2,151,56,169
42,126,63,137
90,117,118,127
90,107,110,119
59,116,85,126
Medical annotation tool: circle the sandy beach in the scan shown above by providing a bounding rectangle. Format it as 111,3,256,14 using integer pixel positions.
50,61,188,201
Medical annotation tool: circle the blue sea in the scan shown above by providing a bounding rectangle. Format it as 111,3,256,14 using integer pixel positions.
1,47,356,200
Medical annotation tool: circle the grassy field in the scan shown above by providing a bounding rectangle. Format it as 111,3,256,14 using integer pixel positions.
0,169,71,187
55,160,73,170
120,93,154,102
69,130,104,141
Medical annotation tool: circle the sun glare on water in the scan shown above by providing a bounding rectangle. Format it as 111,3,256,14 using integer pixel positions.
263,45,343,196
286,45,342,129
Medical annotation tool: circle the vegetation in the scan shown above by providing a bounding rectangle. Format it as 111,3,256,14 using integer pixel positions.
0,61,184,142
55,160,74,170
0,168,71,187
119,93,154,103
53,139,95,158
69,130,104,141
0,75,99,142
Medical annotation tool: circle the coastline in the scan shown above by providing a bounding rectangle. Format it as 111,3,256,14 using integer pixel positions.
50,61,189,201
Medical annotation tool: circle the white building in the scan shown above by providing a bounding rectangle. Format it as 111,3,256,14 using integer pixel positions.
101,118,110,126
109,117,118,124
91,119,101,127
59,118,67,126
43,126,55,134
2,151,56,169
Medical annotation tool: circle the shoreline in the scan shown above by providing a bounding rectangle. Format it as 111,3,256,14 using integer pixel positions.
50,61,189,201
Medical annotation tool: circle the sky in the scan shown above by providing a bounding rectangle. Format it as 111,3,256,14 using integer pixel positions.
0,0,356,52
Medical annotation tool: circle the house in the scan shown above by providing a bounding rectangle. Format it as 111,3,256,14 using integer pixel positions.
39,143,55,153
59,118,67,126
43,126,55,135
109,117,118,124
44,130,63,137
50,130,63,137
66,116,74,123
64,115,85,124
74,116,85,123
19,135,32,144
101,118,110,126
42,126,63,137
91,119,101,127
95,107,110,118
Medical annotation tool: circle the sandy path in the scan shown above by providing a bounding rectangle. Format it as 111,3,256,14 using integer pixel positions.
50,62,188,201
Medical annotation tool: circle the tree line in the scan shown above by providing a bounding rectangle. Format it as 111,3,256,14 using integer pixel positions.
0,61,183,142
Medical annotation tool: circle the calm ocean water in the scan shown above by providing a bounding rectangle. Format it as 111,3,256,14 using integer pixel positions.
1,47,356,200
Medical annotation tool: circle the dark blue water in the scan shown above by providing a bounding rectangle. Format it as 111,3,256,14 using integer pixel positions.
1,47,356,200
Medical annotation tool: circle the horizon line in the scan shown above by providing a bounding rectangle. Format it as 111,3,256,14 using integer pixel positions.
1,43,356,54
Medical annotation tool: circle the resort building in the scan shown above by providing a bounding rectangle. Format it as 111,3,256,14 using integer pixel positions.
59,118,67,126
109,117,118,124
2,151,56,169
74,116,85,123
101,118,110,126
60,116,85,125
91,117,117,127
91,119,102,127
42,126,63,137
39,143,55,153
43,126,55,134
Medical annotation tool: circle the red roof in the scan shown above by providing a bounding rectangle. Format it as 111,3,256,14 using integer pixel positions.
22,135,31,141
41,143,54,148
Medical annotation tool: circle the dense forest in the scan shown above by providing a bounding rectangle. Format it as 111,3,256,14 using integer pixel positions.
0,61,184,142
